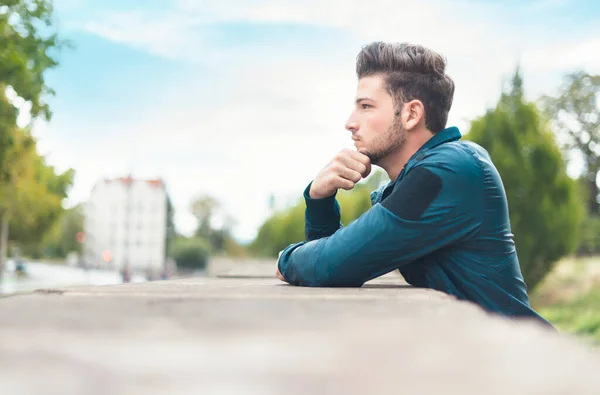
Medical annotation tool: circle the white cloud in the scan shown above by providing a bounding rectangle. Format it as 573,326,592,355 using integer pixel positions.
522,37,600,74
525,0,569,11
82,10,197,59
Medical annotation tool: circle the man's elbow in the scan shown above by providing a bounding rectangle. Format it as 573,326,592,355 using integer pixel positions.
282,253,365,288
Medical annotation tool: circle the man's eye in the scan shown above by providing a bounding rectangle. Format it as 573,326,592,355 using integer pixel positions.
361,104,372,109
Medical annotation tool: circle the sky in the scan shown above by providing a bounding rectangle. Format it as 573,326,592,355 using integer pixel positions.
25,0,600,242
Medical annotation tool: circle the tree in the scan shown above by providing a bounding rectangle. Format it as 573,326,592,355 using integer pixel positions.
34,204,84,259
190,195,244,255
0,129,73,265
0,1,66,276
542,71,600,216
467,68,583,290
0,0,63,168
191,195,219,239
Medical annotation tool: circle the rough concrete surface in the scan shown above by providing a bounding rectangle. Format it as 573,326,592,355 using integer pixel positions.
1,261,599,395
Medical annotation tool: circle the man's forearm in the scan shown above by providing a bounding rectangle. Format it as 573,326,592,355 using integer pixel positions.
303,182,343,241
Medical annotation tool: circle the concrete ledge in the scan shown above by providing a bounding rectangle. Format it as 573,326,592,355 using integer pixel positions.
1,272,599,395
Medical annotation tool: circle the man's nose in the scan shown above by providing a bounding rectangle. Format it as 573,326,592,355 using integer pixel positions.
345,113,358,132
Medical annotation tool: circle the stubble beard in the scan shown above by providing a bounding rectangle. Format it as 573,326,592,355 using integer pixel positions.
361,115,406,165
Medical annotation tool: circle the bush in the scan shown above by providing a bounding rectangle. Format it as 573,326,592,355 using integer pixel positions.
170,237,210,271
577,216,600,256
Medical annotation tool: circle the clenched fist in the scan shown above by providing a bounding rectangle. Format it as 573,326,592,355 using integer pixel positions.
309,149,372,199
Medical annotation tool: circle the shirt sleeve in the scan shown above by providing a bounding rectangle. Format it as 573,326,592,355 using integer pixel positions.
278,163,483,287
303,182,343,241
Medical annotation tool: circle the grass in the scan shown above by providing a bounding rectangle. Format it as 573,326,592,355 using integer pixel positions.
537,288,600,344
531,256,600,345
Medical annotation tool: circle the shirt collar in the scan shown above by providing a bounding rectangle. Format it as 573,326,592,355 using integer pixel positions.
418,126,462,153
397,126,462,181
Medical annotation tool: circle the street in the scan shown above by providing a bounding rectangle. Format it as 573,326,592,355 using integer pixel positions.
0,260,146,295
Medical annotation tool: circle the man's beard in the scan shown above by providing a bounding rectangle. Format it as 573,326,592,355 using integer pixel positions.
361,116,406,165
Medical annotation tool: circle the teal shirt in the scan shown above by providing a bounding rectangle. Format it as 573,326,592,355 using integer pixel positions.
277,127,552,328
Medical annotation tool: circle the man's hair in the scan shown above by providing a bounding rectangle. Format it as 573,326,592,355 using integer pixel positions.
356,42,455,134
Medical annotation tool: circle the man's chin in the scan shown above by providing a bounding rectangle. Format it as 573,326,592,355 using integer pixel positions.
358,148,372,159
359,149,380,164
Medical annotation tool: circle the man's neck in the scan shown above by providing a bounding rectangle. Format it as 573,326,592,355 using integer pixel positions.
380,130,435,182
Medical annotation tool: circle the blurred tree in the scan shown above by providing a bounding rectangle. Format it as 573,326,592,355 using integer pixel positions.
190,195,245,256
250,170,388,257
0,0,64,169
164,194,176,258
576,216,600,256
191,195,219,240
467,67,583,290
250,202,305,257
0,130,74,263
34,204,84,258
0,1,67,275
542,71,600,215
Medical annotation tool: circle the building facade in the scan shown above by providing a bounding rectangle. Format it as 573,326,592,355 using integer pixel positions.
83,177,168,276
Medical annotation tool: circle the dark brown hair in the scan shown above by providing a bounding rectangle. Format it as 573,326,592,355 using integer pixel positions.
356,42,455,134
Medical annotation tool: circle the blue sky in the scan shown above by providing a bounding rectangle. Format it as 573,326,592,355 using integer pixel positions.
29,0,600,241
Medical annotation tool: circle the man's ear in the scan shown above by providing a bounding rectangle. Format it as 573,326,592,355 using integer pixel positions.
402,100,425,131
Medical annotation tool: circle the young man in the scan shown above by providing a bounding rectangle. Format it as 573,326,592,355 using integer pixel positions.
276,41,553,328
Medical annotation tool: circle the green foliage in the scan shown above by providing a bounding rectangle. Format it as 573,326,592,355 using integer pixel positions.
337,183,378,226
190,195,246,256
538,288,600,344
531,256,600,344
0,130,74,241
250,170,388,257
0,0,70,267
0,0,65,168
164,194,176,258
576,217,600,256
0,129,74,245
466,68,584,290
191,196,219,240
249,201,306,257
170,237,210,270
33,204,84,258
542,71,600,215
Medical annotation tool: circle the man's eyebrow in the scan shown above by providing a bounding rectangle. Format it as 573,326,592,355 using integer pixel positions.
355,97,375,104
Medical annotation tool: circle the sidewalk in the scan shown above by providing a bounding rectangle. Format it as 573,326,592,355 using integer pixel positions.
1,261,599,395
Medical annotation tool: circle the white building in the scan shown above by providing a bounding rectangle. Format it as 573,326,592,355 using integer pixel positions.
83,176,169,276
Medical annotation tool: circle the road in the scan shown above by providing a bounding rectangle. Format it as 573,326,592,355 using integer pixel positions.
0,260,146,295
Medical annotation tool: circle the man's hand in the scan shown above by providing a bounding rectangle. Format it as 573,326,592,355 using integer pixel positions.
309,149,371,199
275,250,287,283
275,266,285,282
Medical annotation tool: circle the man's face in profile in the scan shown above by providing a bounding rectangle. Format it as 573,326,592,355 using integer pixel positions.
345,74,406,165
